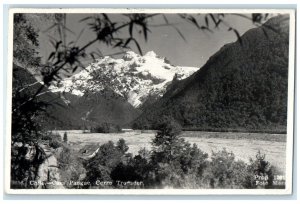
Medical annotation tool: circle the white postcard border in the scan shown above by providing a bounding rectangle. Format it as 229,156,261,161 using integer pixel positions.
5,8,296,195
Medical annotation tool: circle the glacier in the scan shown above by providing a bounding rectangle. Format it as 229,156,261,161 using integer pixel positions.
49,51,199,108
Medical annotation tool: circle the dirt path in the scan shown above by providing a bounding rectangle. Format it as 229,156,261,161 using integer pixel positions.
37,144,65,189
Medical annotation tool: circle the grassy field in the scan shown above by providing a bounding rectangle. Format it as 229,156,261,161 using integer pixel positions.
56,130,287,174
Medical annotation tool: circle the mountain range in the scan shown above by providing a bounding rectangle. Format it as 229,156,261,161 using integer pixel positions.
132,15,290,133
49,51,199,108
13,15,290,133
14,51,199,129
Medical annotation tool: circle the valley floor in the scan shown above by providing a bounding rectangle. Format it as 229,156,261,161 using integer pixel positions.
55,130,287,174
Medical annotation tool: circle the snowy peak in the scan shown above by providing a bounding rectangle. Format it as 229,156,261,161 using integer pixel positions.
123,50,140,61
49,51,199,108
144,50,157,57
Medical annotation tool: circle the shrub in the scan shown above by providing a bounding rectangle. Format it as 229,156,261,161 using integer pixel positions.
83,139,130,187
179,143,208,177
137,147,151,162
40,134,53,141
81,119,280,189
49,139,62,149
55,145,86,189
246,151,277,189
51,132,62,140
90,122,122,133
40,132,63,149
116,138,129,154
155,115,182,136
115,148,155,187
110,163,143,187
202,148,251,189
46,132,62,149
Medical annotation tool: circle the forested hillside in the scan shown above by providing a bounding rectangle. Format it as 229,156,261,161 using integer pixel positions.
133,15,290,133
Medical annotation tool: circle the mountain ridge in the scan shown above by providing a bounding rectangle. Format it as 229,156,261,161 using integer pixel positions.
49,50,199,108
132,15,290,133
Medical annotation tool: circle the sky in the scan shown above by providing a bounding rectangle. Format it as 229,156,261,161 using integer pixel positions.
29,13,272,68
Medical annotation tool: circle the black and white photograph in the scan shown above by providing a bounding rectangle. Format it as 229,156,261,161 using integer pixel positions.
5,8,295,194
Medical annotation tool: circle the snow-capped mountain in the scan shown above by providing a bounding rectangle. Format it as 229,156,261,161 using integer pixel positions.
49,51,199,108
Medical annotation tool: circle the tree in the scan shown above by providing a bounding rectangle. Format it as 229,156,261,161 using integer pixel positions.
150,116,208,188
11,14,49,189
12,14,44,143
116,138,129,154
246,151,276,188
63,132,68,143
83,139,130,187
151,116,183,163
13,14,41,67
202,148,250,188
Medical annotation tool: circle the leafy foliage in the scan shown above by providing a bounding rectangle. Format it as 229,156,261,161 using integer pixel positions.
202,149,251,188
11,14,47,187
83,139,130,187
149,116,209,188
11,142,46,189
12,66,45,143
13,14,41,67
56,144,86,189
246,151,276,188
